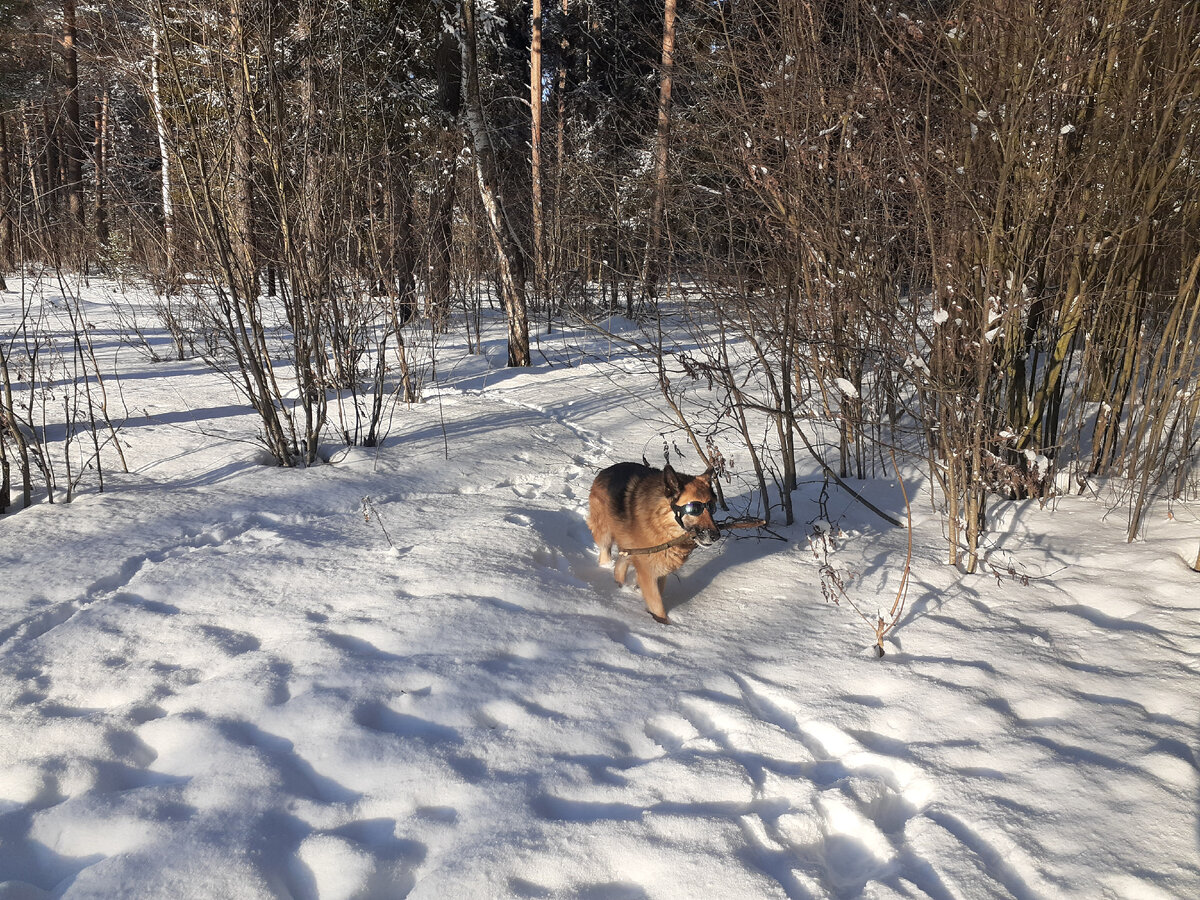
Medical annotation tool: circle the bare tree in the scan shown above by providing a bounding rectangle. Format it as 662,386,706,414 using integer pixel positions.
458,0,531,367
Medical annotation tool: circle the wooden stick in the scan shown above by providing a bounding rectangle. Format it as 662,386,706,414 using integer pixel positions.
617,518,768,557
717,517,768,532
617,532,696,557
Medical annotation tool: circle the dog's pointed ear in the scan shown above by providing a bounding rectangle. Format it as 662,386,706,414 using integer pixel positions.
699,466,715,482
663,463,681,497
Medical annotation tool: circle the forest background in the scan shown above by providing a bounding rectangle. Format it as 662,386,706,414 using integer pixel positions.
1,0,1199,571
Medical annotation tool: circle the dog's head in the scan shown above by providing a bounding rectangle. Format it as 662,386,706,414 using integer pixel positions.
664,464,721,546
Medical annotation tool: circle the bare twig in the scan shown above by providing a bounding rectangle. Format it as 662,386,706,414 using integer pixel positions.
792,422,902,528
361,495,395,549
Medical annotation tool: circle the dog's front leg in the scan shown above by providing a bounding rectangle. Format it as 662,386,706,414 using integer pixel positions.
633,561,670,623
614,555,630,586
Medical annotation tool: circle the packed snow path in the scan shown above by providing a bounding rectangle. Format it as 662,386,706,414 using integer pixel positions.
2,294,1199,899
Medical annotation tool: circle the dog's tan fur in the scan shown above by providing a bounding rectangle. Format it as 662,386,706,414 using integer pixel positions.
587,462,720,623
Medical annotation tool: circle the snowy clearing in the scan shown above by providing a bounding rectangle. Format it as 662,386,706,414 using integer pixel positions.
1,281,1199,899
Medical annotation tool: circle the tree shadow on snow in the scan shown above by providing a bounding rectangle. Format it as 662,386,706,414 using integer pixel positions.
657,529,793,621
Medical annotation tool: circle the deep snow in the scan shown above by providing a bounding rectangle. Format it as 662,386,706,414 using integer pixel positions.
1,279,1199,899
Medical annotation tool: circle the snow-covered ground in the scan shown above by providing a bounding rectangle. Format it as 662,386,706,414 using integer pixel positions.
2,280,1198,899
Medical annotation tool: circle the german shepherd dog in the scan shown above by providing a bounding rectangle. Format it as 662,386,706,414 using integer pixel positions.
588,462,721,623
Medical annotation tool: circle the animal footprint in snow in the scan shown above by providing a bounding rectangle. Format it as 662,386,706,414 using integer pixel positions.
808,790,899,891
531,547,581,584
798,719,933,851
613,629,673,657
733,672,803,733
678,695,763,754
474,699,535,730
644,713,700,753
799,721,930,808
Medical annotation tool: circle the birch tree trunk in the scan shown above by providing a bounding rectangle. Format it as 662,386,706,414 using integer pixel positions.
150,29,174,277
459,0,531,367
642,0,677,305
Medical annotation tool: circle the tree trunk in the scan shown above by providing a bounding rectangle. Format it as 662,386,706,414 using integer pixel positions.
530,0,545,299
386,158,417,318
93,92,109,252
429,27,461,323
380,8,419,323
20,103,45,226
0,416,8,513
428,137,458,323
150,29,175,278
62,0,85,234
642,0,677,305
42,103,59,220
0,340,31,509
553,0,567,277
294,0,328,466
0,115,12,289
229,0,258,302
298,0,324,295
459,0,531,367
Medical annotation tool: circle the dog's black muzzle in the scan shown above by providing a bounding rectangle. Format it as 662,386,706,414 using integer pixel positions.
671,500,721,547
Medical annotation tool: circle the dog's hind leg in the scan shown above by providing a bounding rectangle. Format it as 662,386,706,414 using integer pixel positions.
595,533,614,565
587,509,614,565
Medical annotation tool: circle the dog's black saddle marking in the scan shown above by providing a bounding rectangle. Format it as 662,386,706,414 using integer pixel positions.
602,462,656,519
